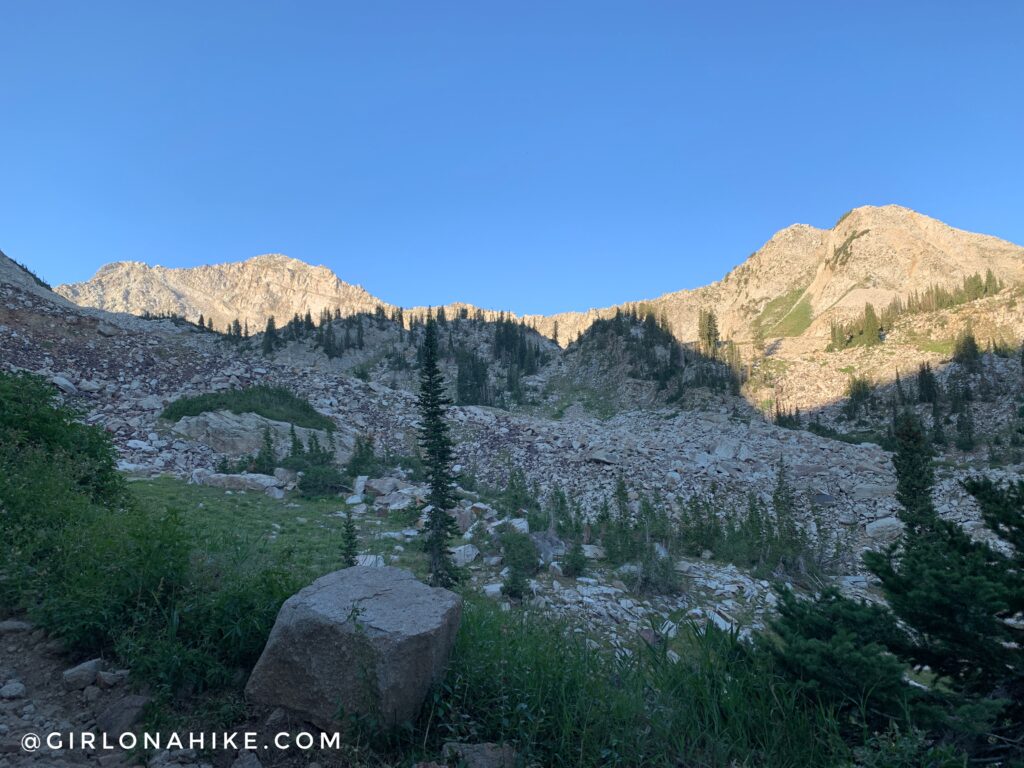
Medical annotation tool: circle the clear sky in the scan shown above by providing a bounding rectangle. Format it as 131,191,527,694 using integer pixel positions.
2,2,1022,314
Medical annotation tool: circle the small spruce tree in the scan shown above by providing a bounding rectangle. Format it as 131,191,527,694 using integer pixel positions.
340,507,358,568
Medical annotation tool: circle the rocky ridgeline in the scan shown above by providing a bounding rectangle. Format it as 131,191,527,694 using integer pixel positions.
1,274,1007,567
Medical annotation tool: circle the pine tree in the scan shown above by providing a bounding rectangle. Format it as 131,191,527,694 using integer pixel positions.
288,424,305,460
770,409,1024,760
417,318,460,587
563,538,587,578
953,327,981,372
955,406,975,451
252,426,277,474
891,411,935,525
197,313,205,330
698,309,720,358
262,316,279,355
916,362,938,403
862,303,881,345
340,507,358,567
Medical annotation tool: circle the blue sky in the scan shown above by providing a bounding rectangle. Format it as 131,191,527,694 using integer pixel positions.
2,2,1022,314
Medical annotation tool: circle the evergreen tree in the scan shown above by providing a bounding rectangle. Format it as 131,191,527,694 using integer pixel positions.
288,424,305,460
953,328,981,372
252,426,277,474
262,316,279,355
862,303,881,345
955,407,975,451
197,313,205,329
340,507,358,568
891,411,935,524
771,409,1024,761
698,308,720,358
931,399,946,446
563,538,587,578
417,318,460,587
916,362,938,403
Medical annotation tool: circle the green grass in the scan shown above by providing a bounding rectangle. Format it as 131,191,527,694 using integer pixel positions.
129,477,422,575
160,385,335,430
756,286,813,337
905,333,954,356
428,599,844,767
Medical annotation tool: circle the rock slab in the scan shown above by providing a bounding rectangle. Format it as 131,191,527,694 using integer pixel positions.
245,566,462,729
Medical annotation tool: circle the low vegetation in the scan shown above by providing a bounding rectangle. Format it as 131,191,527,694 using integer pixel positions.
161,384,335,430
755,285,813,338
828,271,1003,351
4,370,1023,765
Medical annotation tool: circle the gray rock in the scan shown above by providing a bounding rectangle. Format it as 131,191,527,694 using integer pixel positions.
137,394,164,410
230,752,262,768
200,472,281,492
364,477,400,496
245,566,462,729
588,449,618,465
97,670,129,688
451,544,480,567
273,467,297,484
62,658,103,690
172,410,352,463
51,375,77,394
0,681,26,699
866,516,904,539
96,694,151,737
852,482,895,500
0,620,33,634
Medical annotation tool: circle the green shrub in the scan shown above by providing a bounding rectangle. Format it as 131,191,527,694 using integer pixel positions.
298,465,346,499
161,385,334,431
0,371,303,699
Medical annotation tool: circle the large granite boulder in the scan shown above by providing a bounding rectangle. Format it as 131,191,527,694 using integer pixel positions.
245,566,462,729
171,410,354,463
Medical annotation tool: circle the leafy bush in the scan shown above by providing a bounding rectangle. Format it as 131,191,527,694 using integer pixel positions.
0,372,304,699
161,385,334,431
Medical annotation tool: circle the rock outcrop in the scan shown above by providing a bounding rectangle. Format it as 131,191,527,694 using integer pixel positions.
245,566,462,729
170,409,355,462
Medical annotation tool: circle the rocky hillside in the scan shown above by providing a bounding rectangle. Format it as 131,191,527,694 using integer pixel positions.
55,254,388,334
539,205,1024,345
40,205,1024,417
55,206,1024,350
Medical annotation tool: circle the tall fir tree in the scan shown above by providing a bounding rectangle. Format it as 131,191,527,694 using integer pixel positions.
262,316,279,355
417,318,460,587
